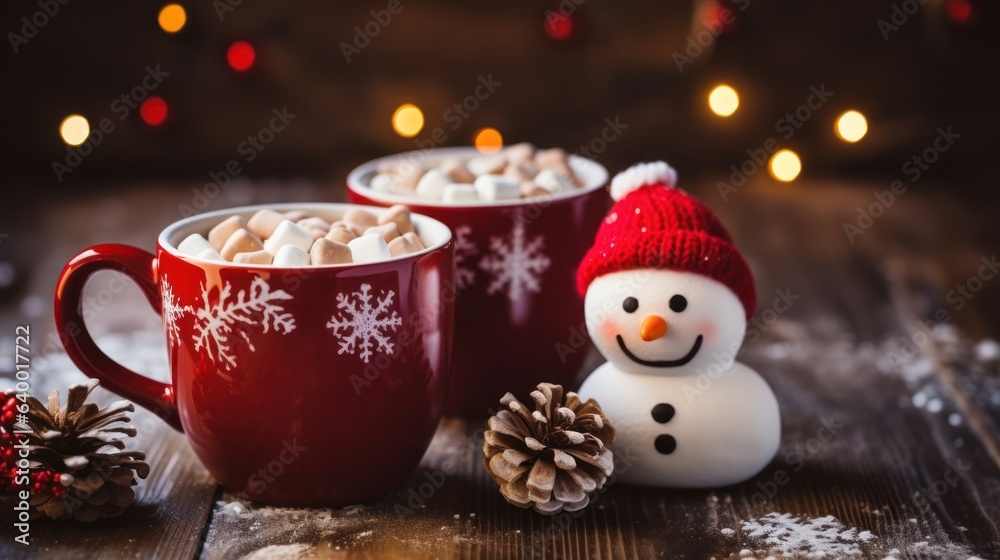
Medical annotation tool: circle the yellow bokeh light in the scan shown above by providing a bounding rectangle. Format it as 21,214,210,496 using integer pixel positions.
769,149,801,182
158,4,187,34
708,84,739,117
835,110,868,143
473,127,503,153
391,104,424,138
59,114,90,147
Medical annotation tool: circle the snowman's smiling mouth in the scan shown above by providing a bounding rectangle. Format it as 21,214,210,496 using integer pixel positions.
616,334,703,368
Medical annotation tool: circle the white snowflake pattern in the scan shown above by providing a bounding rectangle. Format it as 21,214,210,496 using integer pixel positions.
161,274,191,348
326,283,403,363
478,222,550,325
739,513,868,558
192,277,296,370
453,225,478,290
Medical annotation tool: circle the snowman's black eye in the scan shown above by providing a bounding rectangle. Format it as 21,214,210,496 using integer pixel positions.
623,297,639,313
669,295,688,313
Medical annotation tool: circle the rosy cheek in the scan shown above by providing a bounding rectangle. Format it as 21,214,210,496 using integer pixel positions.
696,320,716,340
600,319,619,341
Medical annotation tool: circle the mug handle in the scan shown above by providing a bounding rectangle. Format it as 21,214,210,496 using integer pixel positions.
54,244,183,431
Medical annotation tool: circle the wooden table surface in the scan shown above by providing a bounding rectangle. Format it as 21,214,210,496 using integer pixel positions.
1,177,998,559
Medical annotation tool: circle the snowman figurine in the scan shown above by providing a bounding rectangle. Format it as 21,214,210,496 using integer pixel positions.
576,162,780,488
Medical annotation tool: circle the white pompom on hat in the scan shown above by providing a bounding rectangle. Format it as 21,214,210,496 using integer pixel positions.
609,161,678,201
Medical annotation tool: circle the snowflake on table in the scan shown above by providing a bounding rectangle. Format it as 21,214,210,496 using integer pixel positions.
326,283,403,364
192,277,296,370
161,274,191,348
453,225,478,290
478,222,550,319
738,513,869,559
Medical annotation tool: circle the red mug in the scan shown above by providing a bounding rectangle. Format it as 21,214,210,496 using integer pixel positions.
54,203,454,507
347,148,609,417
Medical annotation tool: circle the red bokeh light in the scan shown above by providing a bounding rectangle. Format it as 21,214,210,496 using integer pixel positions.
139,96,168,127
227,41,256,72
544,12,575,42
945,0,973,24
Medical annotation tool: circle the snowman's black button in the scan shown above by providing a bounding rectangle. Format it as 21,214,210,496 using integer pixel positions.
651,403,675,423
654,434,677,455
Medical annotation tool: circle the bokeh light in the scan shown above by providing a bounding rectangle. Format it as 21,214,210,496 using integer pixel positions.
140,97,169,127
158,4,187,34
769,149,802,182
391,104,425,137
708,84,740,117
227,41,256,72
59,114,90,146
835,110,868,143
473,127,503,153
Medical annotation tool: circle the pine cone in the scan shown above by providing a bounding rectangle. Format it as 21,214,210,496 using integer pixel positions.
483,383,616,515
12,380,150,522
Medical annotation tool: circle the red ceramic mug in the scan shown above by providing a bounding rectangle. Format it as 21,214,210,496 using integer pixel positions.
347,148,609,417
54,203,454,507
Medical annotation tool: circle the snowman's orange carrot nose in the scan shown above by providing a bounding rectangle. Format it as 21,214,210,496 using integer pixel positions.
640,315,668,341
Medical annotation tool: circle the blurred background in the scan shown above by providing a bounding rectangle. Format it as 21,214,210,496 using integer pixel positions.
0,0,997,343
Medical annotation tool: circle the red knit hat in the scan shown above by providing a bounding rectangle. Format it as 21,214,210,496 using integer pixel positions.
576,162,757,320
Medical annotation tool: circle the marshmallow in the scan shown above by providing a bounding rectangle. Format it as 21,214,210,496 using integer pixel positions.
342,209,378,228
208,216,246,251
415,168,452,199
378,205,414,235
504,162,538,183
298,217,331,231
326,227,357,244
196,248,226,262
178,233,215,257
388,235,421,257
439,158,477,183
467,154,507,176
331,221,365,236
233,250,273,265
283,210,310,222
520,182,551,198
365,223,401,243
474,174,520,201
504,142,536,164
272,245,310,267
395,163,427,191
348,233,391,264
310,238,352,265
533,168,574,194
263,220,315,255
370,173,395,192
248,210,287,239
535,148,580,186
220,229,265,261
442,184,479,202
403,232,426,251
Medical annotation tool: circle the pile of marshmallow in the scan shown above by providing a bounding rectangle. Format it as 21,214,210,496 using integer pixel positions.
369,143,584,202
176,206,427,266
